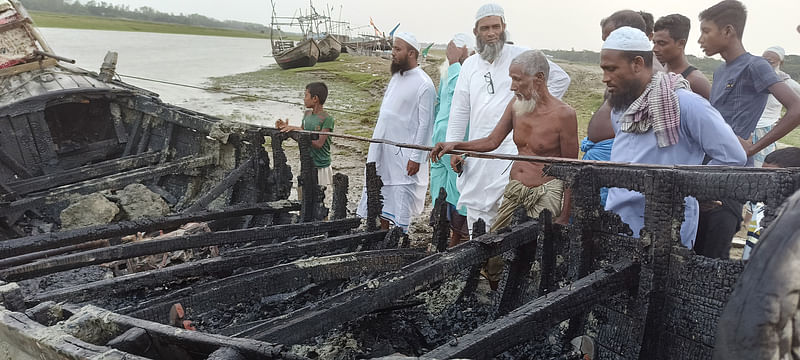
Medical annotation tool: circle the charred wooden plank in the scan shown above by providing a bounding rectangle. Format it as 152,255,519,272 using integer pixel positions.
0,308,149,360
431,187,450,252
423,259,639,360
331,173,349,220
0,200,299,259
127,249,426,325
122,113,143,156
185,156,255,213
136,115,153,154
236,221,540,344
61,304,285,360
106,327,161,358
0,154,215,217
5,151,160,196
365,162,383,232
0,146,33,179
9,114,41,175
1,218,361,281
0,239,109,268
29,230,387,306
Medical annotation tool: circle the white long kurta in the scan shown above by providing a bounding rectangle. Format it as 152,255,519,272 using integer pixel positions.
445,44,571,228
356,66,436,230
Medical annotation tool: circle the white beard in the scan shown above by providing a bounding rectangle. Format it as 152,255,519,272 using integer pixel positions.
513,97,537,117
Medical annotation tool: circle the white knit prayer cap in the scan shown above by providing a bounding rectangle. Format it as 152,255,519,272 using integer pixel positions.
602,26,652,52
765,46,785,61
475,3,505,23
394,32,420,52
452,33,475,51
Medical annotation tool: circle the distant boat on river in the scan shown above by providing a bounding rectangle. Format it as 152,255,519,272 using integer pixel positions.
272,37,319,70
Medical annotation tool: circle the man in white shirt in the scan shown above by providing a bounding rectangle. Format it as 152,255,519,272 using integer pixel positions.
446,3,570,234
356,32,435,232
753,46,800,167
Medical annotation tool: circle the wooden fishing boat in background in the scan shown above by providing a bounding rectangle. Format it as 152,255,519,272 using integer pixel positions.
273,37,319,69
316,33,341,62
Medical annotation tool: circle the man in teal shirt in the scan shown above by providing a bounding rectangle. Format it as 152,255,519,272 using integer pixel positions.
430,33,472,247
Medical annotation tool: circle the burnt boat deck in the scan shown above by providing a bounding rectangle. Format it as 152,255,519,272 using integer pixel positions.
0,131,798,359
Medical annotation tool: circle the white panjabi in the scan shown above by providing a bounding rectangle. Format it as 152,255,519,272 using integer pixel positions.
475,3,504,22
394,31,420,52
602,26,652,52
765,46,785,61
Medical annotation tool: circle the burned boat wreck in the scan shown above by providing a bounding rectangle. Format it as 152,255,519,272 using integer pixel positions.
3,2,800,359
1,131,800,360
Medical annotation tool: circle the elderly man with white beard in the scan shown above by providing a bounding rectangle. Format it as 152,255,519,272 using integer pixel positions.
432,50,578,288
446,3,571,235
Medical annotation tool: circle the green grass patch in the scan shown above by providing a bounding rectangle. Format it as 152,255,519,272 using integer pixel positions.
288,54,389,92
30,11,268,39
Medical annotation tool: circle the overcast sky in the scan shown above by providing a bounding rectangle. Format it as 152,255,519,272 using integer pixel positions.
100,0,799,57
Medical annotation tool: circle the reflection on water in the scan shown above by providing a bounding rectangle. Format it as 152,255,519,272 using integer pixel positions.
40,28,299,126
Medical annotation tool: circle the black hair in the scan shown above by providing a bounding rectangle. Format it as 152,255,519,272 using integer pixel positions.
699,0,747,39
654,14,691,41
764,147,800,168
621,50,654,68
638,11,655,36
602,10,647,33
306,82,328,105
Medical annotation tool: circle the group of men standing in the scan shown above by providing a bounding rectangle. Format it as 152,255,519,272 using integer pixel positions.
354,0,800,265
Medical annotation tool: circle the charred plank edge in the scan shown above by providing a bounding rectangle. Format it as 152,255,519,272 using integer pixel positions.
5,151,161,196
122,112,143,156
185,156,255,213
422,259,639,360
0,307,150,359
331,173,349,220
130,249,427,326
1,218,361,281
60,304,285,360
236,221,540,344
0,238,109,268
30,230,387,305
0,145,33,178
0,200,300,259
0,154,215,217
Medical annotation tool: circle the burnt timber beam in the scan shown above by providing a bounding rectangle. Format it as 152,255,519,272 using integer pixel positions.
0,200,300,259
122,112,144,157
185,157,255,213
423,259,639,360
236,221,540,345
365,162,383,231
0,147,33,179
0,239,109,268
0,307,150,360
431,188,450,252
127,249,427,325
30,230,387,304
331,173,349,220
295,134,322,222
61,304,286,360
1,218,361,281
0,154,216,217
4,152,161,196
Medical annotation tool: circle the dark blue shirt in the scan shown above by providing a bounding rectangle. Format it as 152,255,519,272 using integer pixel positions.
710,53,780,139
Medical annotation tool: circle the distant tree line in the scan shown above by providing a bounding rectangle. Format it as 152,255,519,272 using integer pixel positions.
543,49,799,81
19,0,269,33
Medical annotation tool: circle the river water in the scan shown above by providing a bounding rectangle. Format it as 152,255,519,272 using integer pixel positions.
40,28,299,126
